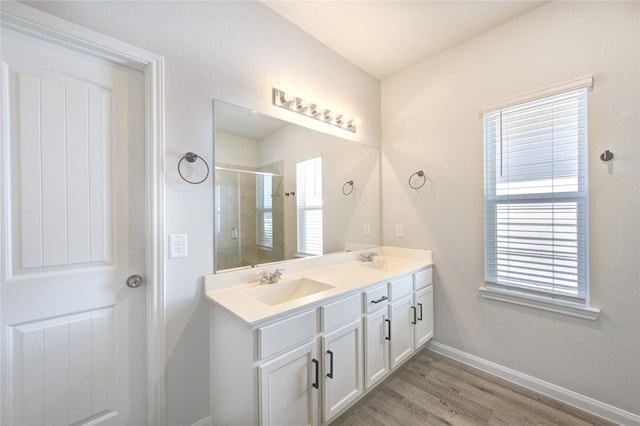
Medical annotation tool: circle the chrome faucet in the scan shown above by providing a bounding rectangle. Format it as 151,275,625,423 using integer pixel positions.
256,268,284,285
359,251,378,262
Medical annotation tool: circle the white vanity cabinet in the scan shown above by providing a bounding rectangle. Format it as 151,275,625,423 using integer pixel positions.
256,292,365,426
208,254,434,426
366,267,434,374
210,305,320,426
257,309,320,426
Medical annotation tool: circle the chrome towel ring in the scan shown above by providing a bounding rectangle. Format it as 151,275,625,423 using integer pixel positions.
342,180,354,195
178,152,210,184
408,170,429,190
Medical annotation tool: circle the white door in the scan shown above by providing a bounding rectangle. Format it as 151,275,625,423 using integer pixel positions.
321,319,363,422
1,27,147,426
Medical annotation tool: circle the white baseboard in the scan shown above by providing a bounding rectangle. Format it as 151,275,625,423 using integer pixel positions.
428,342,640,426
190,416,211,426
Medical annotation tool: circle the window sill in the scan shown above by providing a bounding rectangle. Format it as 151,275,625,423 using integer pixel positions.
479,285,600,320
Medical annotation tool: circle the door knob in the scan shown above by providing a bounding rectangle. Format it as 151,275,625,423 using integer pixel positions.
126,274,144,288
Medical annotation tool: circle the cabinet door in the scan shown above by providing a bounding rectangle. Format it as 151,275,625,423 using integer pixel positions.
389,295,415,369
414,286,434,347
364,308,389,388
321,319,363,422
259,340,319,426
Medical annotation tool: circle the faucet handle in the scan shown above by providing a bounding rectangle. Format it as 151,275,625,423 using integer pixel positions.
256,271,270,284
272,269,285,282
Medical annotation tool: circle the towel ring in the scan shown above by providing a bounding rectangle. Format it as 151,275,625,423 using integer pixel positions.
342,180,354,195
178,152,210,184
408,170,428,190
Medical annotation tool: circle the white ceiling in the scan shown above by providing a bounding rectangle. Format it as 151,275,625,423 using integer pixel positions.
263,1,548,79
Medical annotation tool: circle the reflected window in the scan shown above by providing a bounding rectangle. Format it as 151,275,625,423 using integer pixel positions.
256,173,273,249
296,157,323,256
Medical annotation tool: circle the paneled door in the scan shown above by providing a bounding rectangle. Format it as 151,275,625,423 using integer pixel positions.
1,27,147,425
321,319,363,422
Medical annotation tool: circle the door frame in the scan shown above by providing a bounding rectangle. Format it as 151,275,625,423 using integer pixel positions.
0,2,167,425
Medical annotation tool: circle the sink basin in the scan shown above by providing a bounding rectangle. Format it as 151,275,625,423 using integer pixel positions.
359,257,402,272
246,278,334,306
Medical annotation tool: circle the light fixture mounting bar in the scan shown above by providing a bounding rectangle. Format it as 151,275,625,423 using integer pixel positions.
272,88,357,133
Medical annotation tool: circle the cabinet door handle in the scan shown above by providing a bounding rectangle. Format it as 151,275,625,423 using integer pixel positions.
326,350,334,379
371,295,388,304
411,306,417,325
418,303,423,321
312,359,319,389
385,318,391,341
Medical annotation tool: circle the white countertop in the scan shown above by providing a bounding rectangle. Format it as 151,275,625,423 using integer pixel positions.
204,247,433,326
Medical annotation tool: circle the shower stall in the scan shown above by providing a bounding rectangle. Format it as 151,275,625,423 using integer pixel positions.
215,163,285,271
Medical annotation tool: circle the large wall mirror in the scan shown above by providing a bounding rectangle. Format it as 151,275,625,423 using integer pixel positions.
214,100,380,272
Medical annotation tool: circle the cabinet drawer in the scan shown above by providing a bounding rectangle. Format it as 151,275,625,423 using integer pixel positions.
364,284,388,313
414,267,433,291
258,309,317,359
388,275,413,301
321,293,362,331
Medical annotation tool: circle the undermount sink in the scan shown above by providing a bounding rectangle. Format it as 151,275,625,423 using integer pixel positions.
246,278,335,306
359,257,399,272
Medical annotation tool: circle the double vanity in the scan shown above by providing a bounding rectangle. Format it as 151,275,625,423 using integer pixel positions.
204,247,434,425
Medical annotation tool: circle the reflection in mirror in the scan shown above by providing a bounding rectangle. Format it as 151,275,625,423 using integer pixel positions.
214,100,380,272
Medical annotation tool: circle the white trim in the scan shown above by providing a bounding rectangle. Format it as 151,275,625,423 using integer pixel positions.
480,74,594,114
0,2,167,425
479,285,600,320
428,342,640,426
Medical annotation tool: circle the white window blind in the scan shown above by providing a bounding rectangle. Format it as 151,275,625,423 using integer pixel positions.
483,87,589,303
296,156,323,256
256,174,273,249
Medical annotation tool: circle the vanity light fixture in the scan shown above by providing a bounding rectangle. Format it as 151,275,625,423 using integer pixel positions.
272,88,357,133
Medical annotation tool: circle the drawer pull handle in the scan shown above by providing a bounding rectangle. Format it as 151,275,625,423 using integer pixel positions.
411,306,417,325
312,359,319,389
418,303,423,321
385,318,391,341
326,350,334,379
371,296,388,304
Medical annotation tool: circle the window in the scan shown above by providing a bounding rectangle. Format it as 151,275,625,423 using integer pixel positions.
482,79,598,318
256,173,273,249
296,156,323,256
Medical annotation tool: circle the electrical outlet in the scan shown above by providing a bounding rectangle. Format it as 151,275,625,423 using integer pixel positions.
169,234,188,258
363,223,371,235
395,224,404,238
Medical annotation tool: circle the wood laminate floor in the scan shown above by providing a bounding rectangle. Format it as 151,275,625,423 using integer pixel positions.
331,349,617,426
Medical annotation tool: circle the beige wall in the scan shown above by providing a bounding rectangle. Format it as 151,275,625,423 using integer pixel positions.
382,1,639,415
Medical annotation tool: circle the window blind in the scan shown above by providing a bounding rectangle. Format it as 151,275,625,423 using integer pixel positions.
484,88,589,303
296,157,323,256
256,174,273,249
